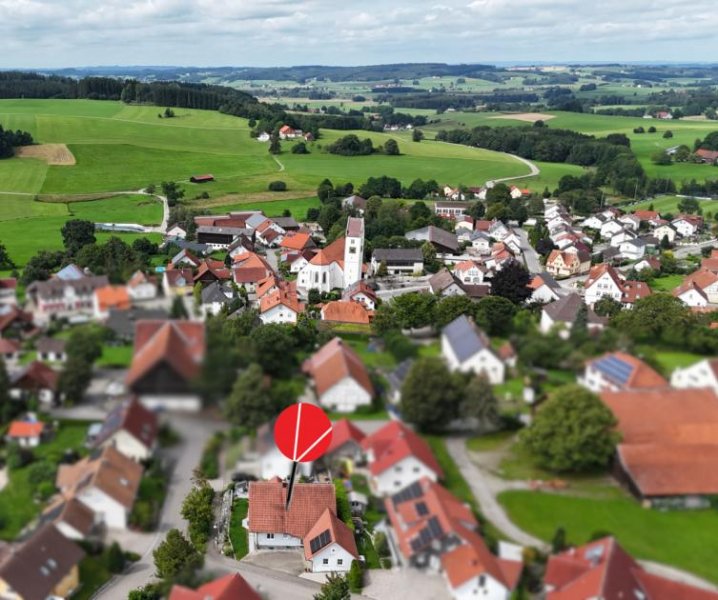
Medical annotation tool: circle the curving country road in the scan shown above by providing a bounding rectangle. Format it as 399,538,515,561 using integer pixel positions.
487,153,541,186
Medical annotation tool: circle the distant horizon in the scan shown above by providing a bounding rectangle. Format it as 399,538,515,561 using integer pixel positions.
5,60,718,73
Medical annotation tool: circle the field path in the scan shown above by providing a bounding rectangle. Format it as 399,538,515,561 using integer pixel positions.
488,154,540,185
271,155,285,172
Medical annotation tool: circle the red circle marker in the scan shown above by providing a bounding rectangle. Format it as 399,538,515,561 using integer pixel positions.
274,403,333,463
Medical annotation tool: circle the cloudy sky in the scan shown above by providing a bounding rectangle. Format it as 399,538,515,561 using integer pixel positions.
1,0,716,68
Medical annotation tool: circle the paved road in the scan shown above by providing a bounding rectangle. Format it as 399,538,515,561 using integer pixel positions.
674,238,717,258
445,437,546,549
487,154,541,185
514,228,542,274
100,415,219,599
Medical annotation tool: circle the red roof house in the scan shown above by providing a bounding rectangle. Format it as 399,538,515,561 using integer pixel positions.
545,537,718,599
361,421,443,495
169,573,261,600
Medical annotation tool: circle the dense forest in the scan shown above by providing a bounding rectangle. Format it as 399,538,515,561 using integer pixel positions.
0,125,33,159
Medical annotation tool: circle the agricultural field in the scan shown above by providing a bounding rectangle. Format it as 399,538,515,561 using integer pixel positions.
0,98,536,265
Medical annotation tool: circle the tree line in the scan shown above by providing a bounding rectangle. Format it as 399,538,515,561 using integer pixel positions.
0,125,33,159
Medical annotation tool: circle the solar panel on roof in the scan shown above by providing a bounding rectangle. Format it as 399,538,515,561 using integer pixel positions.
415,501,429,516
391,481,423,505
427,516,443,538
595,355,634,385
410,538,423,552
309,529,332,554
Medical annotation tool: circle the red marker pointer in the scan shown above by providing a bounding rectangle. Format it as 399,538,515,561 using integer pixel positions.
274,403,333,510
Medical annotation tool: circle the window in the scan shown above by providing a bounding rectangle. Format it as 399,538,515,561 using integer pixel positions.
395,465,403,472
479,575,486,587
323,559,329,565
337,559,343,565
267,533,275,539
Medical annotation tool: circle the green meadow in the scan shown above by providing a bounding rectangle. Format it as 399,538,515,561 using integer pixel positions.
0,99,534,264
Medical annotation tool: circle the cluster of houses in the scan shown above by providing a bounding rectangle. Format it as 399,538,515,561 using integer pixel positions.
0,398,158,598
440,183,530,203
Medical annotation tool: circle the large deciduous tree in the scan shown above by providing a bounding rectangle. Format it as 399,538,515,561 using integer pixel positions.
520,384,619,473
490,261,531,305
152,528,203,581
400,357,462,433
61,219,96,255
224,363,276,429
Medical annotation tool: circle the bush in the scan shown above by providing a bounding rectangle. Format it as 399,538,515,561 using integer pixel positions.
6,445,33,470
199,432,224,479
348,560,364,592
291,142,309,154
107,542,126,573
268,180,287,192
374,531,390,558
27,461,56,485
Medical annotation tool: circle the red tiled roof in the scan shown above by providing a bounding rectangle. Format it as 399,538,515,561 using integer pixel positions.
169,573,261,600
0,338,20,354
164,268,194,288
126,320,205,388
0,277,17,290
0,306,33,333
696,148,718,162
361,421,443,478
247,481,336,538
259,288,303,315
320,300,373,324
93,397,158,450
303,338,374,398
442,540,522,591
385,477,475,560
281,232,313,251
95,285,131,313
584,263,623,290
546,537,718,600
633,210,659,221
328,419,366,454
621,280,652,304
310,238,345,266
12,360,59,391
7,420,45,439
303,507,359,559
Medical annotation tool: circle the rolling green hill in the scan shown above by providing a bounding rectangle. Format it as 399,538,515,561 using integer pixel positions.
0,98,534,266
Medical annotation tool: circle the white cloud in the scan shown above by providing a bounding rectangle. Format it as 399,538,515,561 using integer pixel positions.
0,0,717,67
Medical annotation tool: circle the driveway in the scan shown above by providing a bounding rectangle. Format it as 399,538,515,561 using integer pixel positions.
514,228,542,274
100,415,221,599
444,437,545,549
362,568,451,600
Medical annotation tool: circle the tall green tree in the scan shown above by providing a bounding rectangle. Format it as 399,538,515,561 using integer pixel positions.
225,363,276,429
152,529,203,580
384,139,400,155
400,357,462,433
61,219,96,254
0,242,14,270
181,480,215,547
460,375,499,430
520,385,619,473
0,356,12,424
251,324,297,377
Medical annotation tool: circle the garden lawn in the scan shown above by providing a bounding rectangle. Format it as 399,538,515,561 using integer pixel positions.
0,422,89,540
229,499,249,559
98,344,134,368
466,430,516,452
649,274,684,292
499,490,718,584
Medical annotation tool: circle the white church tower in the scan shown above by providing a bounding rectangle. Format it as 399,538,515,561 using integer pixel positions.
343,217,365,288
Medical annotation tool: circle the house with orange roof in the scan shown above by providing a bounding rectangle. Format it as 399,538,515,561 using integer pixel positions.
56,446,143,529
603,388,718,504
278,124,300,139
672,214,703,238
93,285,131,320
545,536,718,599
126,320,205,411
297,217,365,295
0,277,17,306
0,338,21,364
192,259,231,286
361,421,443,495
453,260,486,285
280,231,316,252
245,480,357,572
6,418,45,447
259,287,304,324
303,508,359,572
579,351,667,394
674,279,710,308
169,573,261,600
528,272,562,304
320,300,373,325
545,249,591,278
583,263,625,306
384,477,522,598
232,252,274,292
674,267,718,305
303,338,374,412
620,279,652,307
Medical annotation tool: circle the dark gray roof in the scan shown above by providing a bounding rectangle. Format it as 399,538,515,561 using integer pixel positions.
543,293,607,326
26,275,109,300
197,225,252,236
202,281,231,305
105,307,169,339
342,195,367,210
372,248,423,263
405,226,459,253
273,216,299,230
536,272,562,290
429,269,460,293
35,338,66,355
163,239,210,255
441,315,491,363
